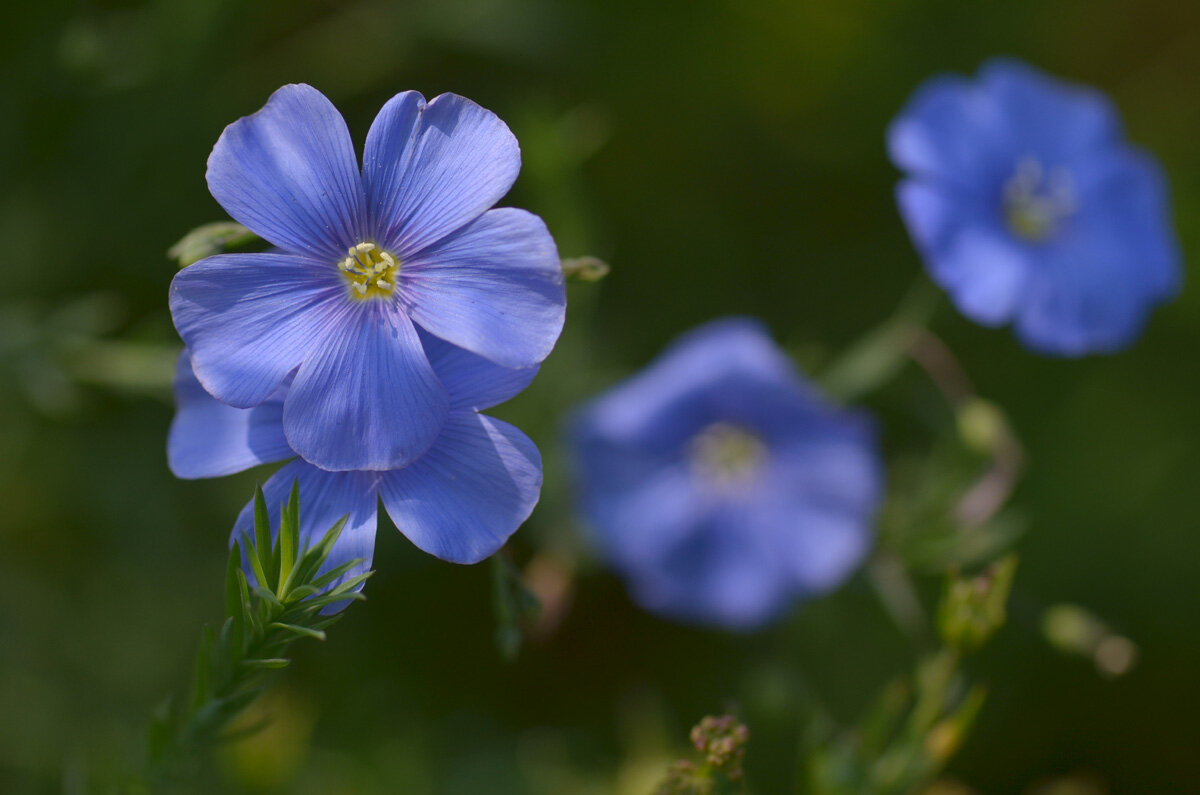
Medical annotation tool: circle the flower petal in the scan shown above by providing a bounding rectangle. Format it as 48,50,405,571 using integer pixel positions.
207,84,366,260
168,352,293,479
979,58,1122,162
578,459,709,570
170,252,344,408
627,512,792,630
402,208,565,367
284,304,449,471
379,412,542,563
362,92,521,257
418,327,539,411
567,317,801,450
927,224,1030,327
755,434,882,593
231,459,380,611
887,74,1011,191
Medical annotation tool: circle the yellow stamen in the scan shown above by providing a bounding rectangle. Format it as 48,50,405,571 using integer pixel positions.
338,241,400,300
690,422,767,488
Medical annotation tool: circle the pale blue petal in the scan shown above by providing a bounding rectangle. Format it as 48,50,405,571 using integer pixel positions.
284,303,449,471
1015,246,1150,356
170,252,344,408
898,177,1029,327
168,352,293,479
1069,148,1182,303
627,512,791,630
1013,152,1181,355
756,432,882,592
887,74,1011,191
932,226,1030,327
568,317,800,450
402,208,565,368
379,412,542,564
231,459,380,611
417,327,539,411
979,58,1122,162
362,92,520,257
577,458,710,570
207,84,367,260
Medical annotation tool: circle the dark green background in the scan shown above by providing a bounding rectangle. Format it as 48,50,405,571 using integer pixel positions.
2,0,1198,792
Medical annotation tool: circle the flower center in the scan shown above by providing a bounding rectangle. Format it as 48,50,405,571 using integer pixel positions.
690,422,767,486
339,242,399,300
1003,156,1076,242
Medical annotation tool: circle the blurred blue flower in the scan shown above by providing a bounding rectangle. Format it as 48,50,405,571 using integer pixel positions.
568,319,882,630
170,84,565,472
889,59,1181,355
168,330,543,588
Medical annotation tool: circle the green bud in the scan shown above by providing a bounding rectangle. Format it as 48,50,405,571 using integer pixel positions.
652,715,750,794
937,556,1017,653
560,255,610,282
1041,604,1139,678
169,221,259,267
955,398,1006,456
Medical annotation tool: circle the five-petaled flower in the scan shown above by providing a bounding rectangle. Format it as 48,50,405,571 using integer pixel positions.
170,84,566,472
168,329,544,590
889,59,1181,356
568,318,882,630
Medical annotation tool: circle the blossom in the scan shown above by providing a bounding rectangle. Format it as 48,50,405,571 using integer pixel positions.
888,59,1181,356
170,84,565,472
568,318,882,629
168,329,543,585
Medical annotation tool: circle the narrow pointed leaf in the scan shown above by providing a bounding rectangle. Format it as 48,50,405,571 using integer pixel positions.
241,658,291,670
252,488,274,590
269,622,327,641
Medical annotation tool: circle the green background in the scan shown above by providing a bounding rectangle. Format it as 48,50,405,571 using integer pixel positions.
2,0,1198,791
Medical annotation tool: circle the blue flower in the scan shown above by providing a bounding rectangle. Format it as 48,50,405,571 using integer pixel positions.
168,329,543,586
170,84,565,471
568,318,882,630
888,59,1181,355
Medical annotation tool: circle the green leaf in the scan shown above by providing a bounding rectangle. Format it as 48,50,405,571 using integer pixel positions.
301,591,368,611
252,488,274,590
276,482,301,595
289,516,349,587
308,560,368,591
269,622,327,641
240,658,291,670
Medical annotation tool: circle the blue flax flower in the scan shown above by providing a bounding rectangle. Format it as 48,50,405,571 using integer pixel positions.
168,329,543,583
568,319,882,630
889,59,1181,355
170,84,565,471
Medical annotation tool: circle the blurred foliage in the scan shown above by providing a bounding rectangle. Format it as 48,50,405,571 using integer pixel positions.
2,0,1199,793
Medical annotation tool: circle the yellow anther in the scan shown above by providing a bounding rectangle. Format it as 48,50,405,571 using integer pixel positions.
338,241,400,300
690,422,767,487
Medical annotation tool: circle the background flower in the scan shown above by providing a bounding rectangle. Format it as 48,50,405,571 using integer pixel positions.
569,318,883,629
889,59,1182,356
170,84,566,472
168,330,544,577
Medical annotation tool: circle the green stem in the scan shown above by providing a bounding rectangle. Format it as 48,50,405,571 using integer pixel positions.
818,278,943,403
